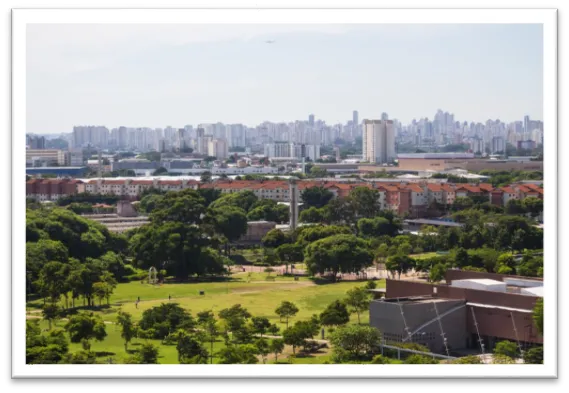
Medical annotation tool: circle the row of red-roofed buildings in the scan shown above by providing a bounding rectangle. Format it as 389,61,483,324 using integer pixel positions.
26,177,542,217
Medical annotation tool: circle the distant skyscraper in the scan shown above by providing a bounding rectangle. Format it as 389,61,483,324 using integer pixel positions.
381,112,389,121
353,110,359,126
362,120,395,164
308,114,315,127
491,136,505,154
524,115,530,133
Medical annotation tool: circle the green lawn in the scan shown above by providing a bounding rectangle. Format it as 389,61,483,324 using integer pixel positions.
27,275,384,364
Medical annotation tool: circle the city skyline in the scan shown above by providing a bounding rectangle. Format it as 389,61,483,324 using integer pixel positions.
27,23,543,134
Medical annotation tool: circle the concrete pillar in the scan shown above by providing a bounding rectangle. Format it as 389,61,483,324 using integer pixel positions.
289,179,298,230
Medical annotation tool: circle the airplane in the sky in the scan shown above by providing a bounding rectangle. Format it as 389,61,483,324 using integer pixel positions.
265,40,276,44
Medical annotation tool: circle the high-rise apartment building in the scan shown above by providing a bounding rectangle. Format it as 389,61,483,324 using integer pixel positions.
208,138,228,160
362,120,395,164
353,110,359,126
309,114,315,127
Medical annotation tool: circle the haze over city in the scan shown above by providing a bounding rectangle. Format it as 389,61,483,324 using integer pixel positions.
27,23,543,134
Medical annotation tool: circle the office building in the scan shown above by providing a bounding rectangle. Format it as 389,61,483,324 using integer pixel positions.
208,138,228,160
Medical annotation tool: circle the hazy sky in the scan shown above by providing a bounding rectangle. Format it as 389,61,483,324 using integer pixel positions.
27,23,543,134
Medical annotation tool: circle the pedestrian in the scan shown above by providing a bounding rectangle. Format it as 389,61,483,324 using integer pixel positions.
135,300,138,309
138,296,140,302
169,295,171,301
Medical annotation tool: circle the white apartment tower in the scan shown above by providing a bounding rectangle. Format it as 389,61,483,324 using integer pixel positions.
208,138,228,160
362,120,395,164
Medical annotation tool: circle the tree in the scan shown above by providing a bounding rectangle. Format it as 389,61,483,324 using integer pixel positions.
429,263,447,283
138,303,195,339
523,197,543,218
493,340,519,359
152,167,168,176
42,303,62,330
492,354,516,364
217,344,258,364
452,196,474,211
196,311,220,364
276,243,304,274
385,254,415,280
357,217,400,238
282,322,313,355
262,229,290,249
275,301,299,329
533,298,543,336
176,331,209,364
299,207,326,223
320,300,350,327
116,311,136,351
344,287,371,324
137,342,160,364
309,166,328,178
301,186,334,208
200,171,213,183
251,316,271,337
348,187,381,219
329,325,381,361
505,199,526,215
206,206,248,255
523,346,543,364
219,304,252,334
64,312,107,344
270,338,285,363
304,234,374,281
254,338,270,364
26,321,69,364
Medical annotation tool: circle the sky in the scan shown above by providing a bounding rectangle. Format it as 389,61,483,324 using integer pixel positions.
26,23,543,134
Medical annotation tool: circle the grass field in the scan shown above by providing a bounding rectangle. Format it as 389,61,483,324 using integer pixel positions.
27,273,384,364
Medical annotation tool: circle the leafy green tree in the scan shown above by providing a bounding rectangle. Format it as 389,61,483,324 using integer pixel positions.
251,316,272,337
42,303,62,330
320,300,350,327
270,338,285,363
505,199,526,215
64,350,97,364
35,261,70,304
149,189,206,225
255,338,270,364
137,342,160,364
364,280,377,290
329,325,381,361
295,225,352,245
385,255,415,280
139,303,195,339
217,344,258,364
219,304,252,335
348,187,381,219
26,321,69,364
429,263,447,283
452,196,474,211
116,311,137,351
309,166,328,178
523,197,543,218
282,322,314,355
64,312,107,344
301,186,334,208
299,207,327,223
357,217,400,238
493,340,519,359
209,190,258,212
261,229,290,248
533,298,543,336
276,243,304,274
275,301,299,328
139,193,165,214
176,331,209,364
344,287,371,324
205,206,248,255
304,234,374,281
522,346,543,364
